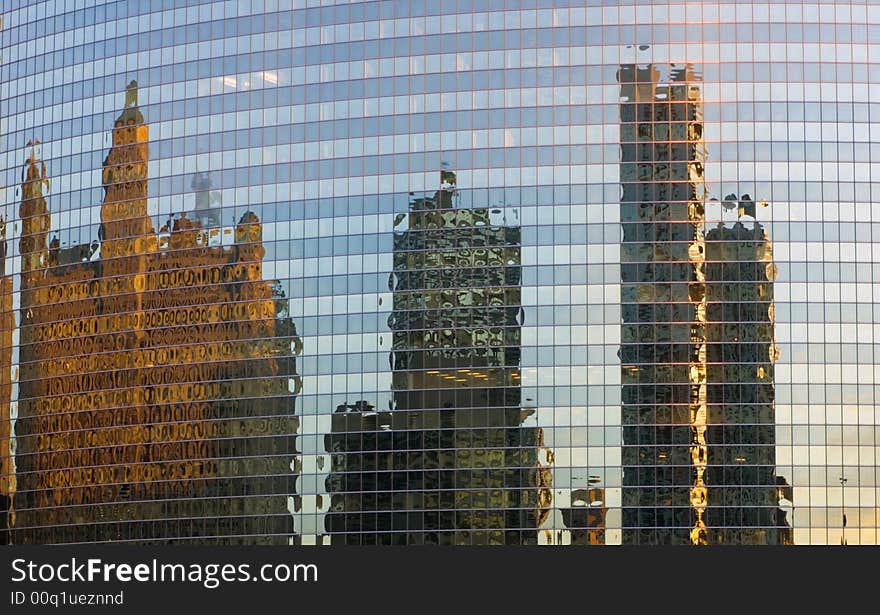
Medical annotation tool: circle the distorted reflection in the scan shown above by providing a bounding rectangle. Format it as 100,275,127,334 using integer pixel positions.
619,63,783,545
619,63,709,545
10,82,302,544
704,212,779,544
0,217,14,546
775,476,795,545
3,1,878,547
560,480,607,546
323,172,551,544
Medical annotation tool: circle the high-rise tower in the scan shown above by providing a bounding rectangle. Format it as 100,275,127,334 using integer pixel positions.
385,174,550,544
11,86,301,544
618,64,709,544
704,214,779,544
619,64,783,545
323,400,409,544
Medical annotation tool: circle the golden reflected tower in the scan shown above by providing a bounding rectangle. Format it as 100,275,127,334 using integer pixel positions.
12,84,301,544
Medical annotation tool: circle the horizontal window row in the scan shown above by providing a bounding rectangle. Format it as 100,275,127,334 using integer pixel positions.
15,139,880,187
5,0,210,40
8,225,880,274
6,57,880,123
290,2,877,32
9,0,877,39
6,181,877,223
11,420,300,444
10,158,880,206
7,17,879,84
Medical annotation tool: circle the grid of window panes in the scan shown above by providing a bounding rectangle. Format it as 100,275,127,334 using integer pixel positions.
0,0,878,544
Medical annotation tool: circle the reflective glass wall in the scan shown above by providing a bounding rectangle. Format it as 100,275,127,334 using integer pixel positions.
1,0,878,545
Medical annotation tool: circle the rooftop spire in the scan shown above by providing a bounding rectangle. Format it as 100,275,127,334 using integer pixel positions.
116,79,144,125
125,79,138,107
21,139,49,199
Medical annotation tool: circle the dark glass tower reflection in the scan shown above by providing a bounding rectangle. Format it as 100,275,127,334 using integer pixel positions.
324,400,410,545
704,216,779,544
775,476,794,545
5,0,880,546
560,486,607,545
384,174,549,544
619,64,781,545
619,64,707,545
323,176,551,545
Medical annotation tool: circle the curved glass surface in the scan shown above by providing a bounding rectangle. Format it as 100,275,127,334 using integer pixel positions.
0,0,877,545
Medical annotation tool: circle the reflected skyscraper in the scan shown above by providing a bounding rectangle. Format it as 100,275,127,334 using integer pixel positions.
0,218,14,546
775,476,794,546
618,63,708,544
384,173,551,544
11,84,301,544
560,486,607,546
191,171,222,231
324,400,410,545
4,0,879,547
704,214,779,544
619,64,781,545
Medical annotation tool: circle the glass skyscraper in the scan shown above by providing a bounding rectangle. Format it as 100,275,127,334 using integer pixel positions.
0,1,877,545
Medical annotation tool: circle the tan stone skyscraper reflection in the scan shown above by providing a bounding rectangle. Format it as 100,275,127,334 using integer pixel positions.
0,218,14,545
11,83,301,544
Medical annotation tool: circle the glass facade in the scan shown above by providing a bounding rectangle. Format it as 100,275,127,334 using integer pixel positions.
0,0,877,545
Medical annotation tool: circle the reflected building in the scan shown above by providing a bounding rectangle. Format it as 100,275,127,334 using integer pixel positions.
191,171,222,231
0,219,14,546
560,487,607,545
3,0,878,548
704,215,780,544
383,173,551,544
11,83,301,544
618,64,708,544
619,65,782,545
775,476,794,545
324,400,409,545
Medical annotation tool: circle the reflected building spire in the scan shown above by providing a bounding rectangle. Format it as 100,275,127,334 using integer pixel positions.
99,79,155,333
99,79,154,253
19,141,50,282
192,171,222,229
